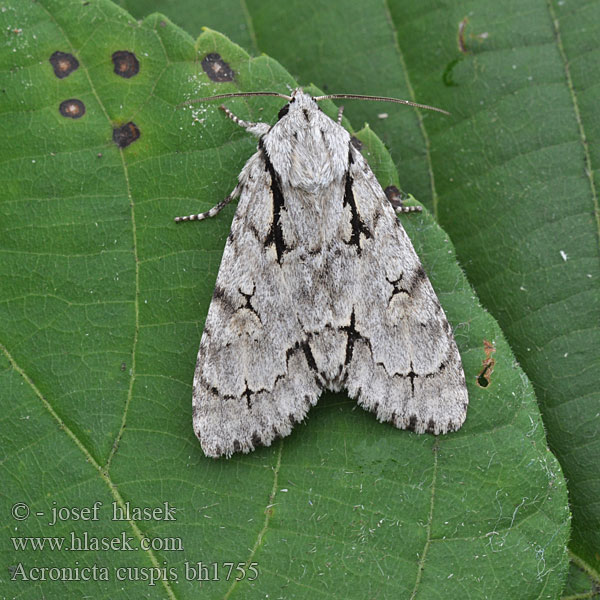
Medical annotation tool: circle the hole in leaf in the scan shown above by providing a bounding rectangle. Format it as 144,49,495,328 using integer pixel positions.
477,366,492,387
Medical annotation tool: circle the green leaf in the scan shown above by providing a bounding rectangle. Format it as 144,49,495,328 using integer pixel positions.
0,1,569,598
562,558,600,599
131,0,600,585
388,0,600,578
120,0,257,54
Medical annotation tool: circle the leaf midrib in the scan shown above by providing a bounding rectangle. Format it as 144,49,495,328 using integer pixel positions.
546,0,600,245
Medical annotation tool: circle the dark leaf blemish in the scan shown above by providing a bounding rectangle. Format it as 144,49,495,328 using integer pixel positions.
112,50,139,78
201,53,234,82
59,99,85,119
112,122,140,148
49,51,79,78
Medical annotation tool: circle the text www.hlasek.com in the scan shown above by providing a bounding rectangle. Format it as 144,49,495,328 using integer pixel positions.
12,531,181,552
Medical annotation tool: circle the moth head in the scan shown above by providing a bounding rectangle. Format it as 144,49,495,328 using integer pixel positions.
277,88,319,122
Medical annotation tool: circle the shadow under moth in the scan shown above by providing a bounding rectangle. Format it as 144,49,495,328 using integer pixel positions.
177,88,468,458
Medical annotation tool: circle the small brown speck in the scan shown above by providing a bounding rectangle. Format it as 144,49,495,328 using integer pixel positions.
201,53,234,82
50,51,79,79
112,50,139,78
120,362,126,371
112,122,140,148
59,98,85,119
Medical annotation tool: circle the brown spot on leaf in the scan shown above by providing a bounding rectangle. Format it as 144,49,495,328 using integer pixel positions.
201,53,234,82
112,50,139,78
350,136,363,151
49,51,79,79
477,339,496,387
59,99,85,119
112,122,140,148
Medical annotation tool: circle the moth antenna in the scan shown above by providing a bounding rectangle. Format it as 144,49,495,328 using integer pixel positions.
179,91,292,107
314,93,450,115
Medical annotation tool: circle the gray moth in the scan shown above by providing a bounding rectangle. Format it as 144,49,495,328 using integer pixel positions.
177,88,468,458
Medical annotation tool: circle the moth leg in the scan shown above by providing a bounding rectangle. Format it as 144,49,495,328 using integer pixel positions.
337,105,344,125
220,104,270,137
174,183,242,223
395,205,422,214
